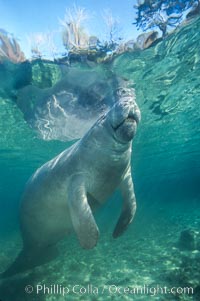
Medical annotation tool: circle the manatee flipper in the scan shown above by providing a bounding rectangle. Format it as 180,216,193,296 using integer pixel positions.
113,169,136,238
68,176,99,249
1,245,58,278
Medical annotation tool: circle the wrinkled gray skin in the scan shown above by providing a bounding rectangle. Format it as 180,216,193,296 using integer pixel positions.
2,79,141,277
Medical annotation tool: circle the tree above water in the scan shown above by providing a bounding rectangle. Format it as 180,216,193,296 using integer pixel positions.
133,0,199,37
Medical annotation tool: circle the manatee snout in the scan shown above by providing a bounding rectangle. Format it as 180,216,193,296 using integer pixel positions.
110,95,140,127
109,83,141,143
128,101,141,125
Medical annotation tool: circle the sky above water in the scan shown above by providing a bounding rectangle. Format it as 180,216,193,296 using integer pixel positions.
0,0,139,58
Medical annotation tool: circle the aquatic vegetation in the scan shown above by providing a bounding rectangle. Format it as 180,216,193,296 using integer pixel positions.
27,31,59,60
59,6,125,63
60,5,90,51
101,9,123,52
0,29,25,63
134,0,199,36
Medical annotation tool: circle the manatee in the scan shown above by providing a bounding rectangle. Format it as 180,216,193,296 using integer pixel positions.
2,78,141,278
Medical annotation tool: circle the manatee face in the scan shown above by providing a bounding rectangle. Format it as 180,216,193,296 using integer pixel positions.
108,87,141,143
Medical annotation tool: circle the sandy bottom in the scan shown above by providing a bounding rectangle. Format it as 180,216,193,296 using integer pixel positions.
0,203,200,301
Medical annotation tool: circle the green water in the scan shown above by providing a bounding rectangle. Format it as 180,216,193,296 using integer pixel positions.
0,17,200,301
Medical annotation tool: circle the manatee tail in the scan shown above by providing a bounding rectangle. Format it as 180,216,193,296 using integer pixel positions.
1,246,58,279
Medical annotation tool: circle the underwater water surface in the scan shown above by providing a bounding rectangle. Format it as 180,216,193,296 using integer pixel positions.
0,16,200,301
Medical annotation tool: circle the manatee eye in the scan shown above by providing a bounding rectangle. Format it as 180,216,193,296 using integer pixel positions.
121,89,127,95
117,88,127,96
117,88,134,99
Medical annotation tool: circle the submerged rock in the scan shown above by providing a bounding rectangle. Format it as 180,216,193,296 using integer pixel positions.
186,1,200,19
31,59,62,88
135,31,160,50
178,229,199,251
